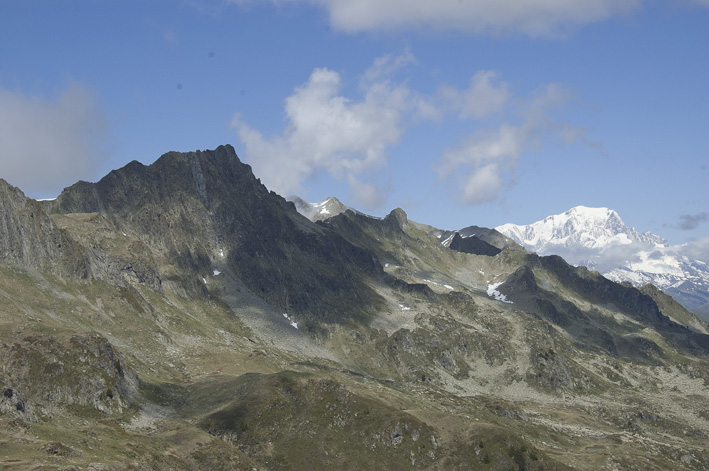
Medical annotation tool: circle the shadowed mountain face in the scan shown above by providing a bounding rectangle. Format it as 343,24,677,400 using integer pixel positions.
2,146,709,470
44,145,384,323
448,232,502,256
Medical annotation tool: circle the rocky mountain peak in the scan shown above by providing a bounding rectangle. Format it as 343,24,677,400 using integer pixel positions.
288,195,353,222
43,146,384,322
384,208,408,230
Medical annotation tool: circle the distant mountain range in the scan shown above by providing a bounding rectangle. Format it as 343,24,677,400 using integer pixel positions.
496,206,709,320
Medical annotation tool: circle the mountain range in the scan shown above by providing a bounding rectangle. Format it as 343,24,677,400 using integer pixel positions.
495,206,709,320
1,145,708,470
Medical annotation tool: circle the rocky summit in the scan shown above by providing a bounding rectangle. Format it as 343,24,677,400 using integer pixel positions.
1,145,709,470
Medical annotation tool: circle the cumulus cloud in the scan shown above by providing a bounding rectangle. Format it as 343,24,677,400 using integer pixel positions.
678,212,708,230
0,82,106,197
231,55,424,208
231,55,592,208
292,0,643,36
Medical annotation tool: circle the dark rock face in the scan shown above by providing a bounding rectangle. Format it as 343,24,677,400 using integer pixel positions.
448,232,501,256
46,145,384,323
0,179,89,278
534,255,674,328
438,225,518,251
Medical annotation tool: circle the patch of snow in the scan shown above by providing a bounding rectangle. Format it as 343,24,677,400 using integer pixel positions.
399,304,411,311
213,269,221,276
219,248,224,258
487,282,513,304
36,197,57,201
444,284,454,290
202,277,207,285
282,312,297,328
441,234,455,246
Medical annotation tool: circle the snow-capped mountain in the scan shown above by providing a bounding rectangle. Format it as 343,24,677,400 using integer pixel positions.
287,196,353,222
496,206,709,320
496,206,667,255
289,196,371,222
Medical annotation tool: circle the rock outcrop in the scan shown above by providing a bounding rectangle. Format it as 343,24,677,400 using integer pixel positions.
0,179,89,278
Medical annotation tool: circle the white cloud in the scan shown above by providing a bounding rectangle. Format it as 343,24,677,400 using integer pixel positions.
301,0,643,36
461,163,503,205
360,49,416,85
681,237,709,263
0,82,106,197
231,53,429,208
439,70,510,119
231,55,593,209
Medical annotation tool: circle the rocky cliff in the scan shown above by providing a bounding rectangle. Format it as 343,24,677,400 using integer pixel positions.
0,179,89,278
45,145,384,323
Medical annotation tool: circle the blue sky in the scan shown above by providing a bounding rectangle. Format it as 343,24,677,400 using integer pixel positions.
1,0,708,245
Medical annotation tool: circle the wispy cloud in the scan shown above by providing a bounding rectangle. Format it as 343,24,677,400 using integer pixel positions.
677,212,708,230
436,124,528,204
439,70,510,119
0,82,107,197
681,237,709,263
685,0,709,8
163,30,178,43
435,81,587,205
278,0,643,36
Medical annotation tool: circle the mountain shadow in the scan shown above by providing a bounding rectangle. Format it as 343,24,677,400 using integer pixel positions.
44,145,384,324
